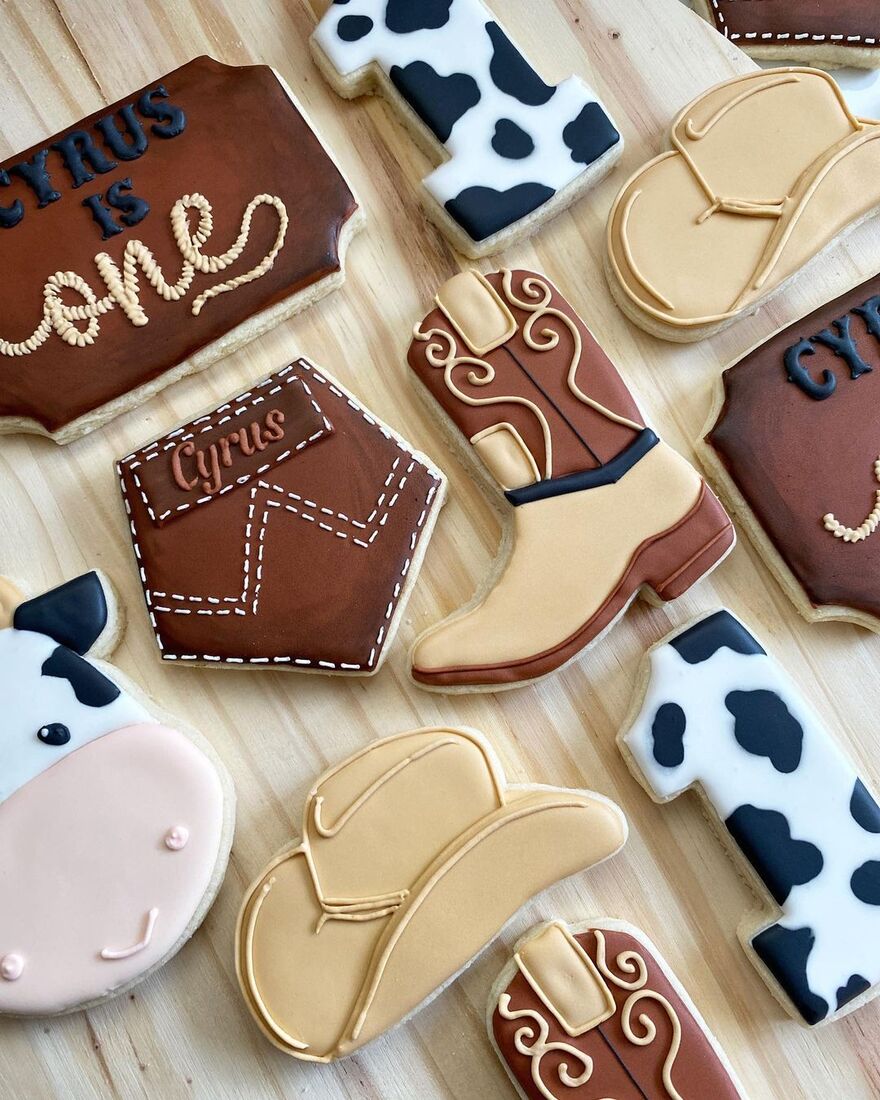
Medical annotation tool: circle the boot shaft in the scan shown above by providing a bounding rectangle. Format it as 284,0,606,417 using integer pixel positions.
408,269,645,493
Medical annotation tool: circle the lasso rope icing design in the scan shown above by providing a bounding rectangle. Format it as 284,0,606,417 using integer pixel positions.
823,457,880,542
0,192,288,357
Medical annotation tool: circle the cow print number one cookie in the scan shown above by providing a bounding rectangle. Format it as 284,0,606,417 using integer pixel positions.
311,0,622,257
619,610,880,1026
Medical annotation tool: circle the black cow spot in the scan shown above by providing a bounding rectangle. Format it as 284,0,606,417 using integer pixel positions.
337,14,373,41
390,62,480,143
725,690,803,774
14,571,108,655
852,861,880,906
651,702,686,768
563,102,620,165
486,22,555,106
837,974,871,1011
850,779,880,833
670,610,766,665
41,646,121,708
386,0,453,33
445,182,554,241
37,723,71,746
491,119,534,160
726,805,823,904
752,924,829,1025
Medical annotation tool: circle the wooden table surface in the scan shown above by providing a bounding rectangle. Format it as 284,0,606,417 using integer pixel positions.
1,0,879,1096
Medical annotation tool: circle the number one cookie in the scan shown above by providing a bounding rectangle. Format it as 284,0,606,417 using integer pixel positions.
311,0,621,257
619,610,880,1026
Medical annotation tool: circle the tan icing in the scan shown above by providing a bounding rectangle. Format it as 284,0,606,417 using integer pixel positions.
515,922,615,1037
471,424,540,490
435,270,516,356
236,727,625,1062
607,67,880,328
0,579,24,629
413,441,702,670
824,456,880,541
0,193,287,356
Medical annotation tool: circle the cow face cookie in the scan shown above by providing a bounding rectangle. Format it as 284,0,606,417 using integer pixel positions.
489,919,745,1099
236,726,627,1061
0,56,362,443
311,0,621,258
117,359,445,672
619,609,880,1026
702,274,880,633
606,68,880,342
0,571,234,1015
694,1,880,69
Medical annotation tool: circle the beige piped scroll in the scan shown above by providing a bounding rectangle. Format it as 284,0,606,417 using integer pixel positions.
235,727,627,1061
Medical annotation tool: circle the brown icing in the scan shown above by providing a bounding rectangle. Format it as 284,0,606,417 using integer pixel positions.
117,359,443,670
704,0,879,52
0,56,358,435
707,274,880,620
492,926,742,1099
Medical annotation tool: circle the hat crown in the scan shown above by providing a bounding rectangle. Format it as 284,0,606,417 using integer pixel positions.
304,729,504,907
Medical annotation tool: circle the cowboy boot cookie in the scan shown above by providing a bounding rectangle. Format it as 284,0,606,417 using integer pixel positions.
408,268,734,691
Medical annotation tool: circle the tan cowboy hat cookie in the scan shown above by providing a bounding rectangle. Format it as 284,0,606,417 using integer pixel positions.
235,726,626,1061
606,68,880,342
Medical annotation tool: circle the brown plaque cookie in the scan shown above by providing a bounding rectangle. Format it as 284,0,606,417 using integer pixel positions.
694,1,880,69
117,359,445,673
702,275,880,631
0,56,362,442
489,920,745,1099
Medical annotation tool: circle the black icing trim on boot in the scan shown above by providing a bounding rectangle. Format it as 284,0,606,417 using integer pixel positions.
504,429,659,507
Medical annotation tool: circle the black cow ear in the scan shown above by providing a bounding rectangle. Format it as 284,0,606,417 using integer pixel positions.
13,572,109,655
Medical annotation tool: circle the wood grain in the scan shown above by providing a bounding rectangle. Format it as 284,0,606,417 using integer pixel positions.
0,0,878,1096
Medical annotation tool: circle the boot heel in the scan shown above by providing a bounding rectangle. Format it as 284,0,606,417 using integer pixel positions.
640,484,735,602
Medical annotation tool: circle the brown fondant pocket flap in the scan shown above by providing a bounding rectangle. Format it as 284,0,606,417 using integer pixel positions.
120,366,332,527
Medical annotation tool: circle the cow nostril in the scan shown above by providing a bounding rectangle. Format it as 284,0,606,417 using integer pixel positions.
37,723,71,746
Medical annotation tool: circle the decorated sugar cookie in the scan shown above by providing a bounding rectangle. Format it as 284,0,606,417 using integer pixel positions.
0,571,234,1015
311,0,621,257
619,610,880,1026
606,68,880,341
407,268,734,691
236,726,627,1061
489,920,745,1099
702,274,880,632
0,56,362,442
117,359,445,672
695,1,880,69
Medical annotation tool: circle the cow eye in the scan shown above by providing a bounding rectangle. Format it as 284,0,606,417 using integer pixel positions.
37,723,71,746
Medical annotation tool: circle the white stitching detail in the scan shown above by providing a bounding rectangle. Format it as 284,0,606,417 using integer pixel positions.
709,0,876,46
118,359,442,672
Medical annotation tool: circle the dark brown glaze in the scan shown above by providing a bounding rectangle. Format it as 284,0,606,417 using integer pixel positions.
492,927,742,1099
0,56,358,435
705,0,879,51
117,360,443,669
408,269,645,479
707,275,880,621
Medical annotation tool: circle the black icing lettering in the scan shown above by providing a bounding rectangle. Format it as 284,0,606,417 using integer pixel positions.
82,192,125,239
814,314,873,381
853,294,880,344
50,130,118,189
0,170,24,229
136,85,187,138
8,150,61,208
106,178,150,227
95,104,148,161
784,337,837,401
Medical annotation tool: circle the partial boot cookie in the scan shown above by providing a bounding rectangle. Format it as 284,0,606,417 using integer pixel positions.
619,609,880,1026
235,726,626,1061
489,919,746,1099
408,268,734,691
606,68,880,341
